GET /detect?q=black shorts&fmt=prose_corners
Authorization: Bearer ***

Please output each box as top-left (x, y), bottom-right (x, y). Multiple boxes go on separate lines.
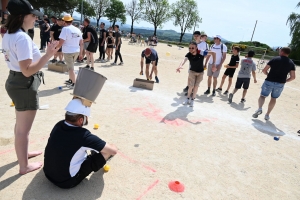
top-left (45, 152), bottom-right (106, 189)
top-left (146, 58), bottom-right (158, 66)
top-left (106, 45), bottom-right (113, 49)
top-left (224, 68), bottom-right (236, 78)
top-left (87, 42), bottom-right (98, 53)
top-left (235, 78), bottom-right (250, 89)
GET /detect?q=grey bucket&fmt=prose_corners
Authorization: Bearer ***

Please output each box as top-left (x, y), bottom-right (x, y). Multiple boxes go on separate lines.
top-left (73, 68), bottom-right (107, 102)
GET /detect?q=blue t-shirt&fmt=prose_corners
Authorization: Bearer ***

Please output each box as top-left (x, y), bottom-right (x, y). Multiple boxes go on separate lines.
top-left (141, 48), bottom-right (158, 61)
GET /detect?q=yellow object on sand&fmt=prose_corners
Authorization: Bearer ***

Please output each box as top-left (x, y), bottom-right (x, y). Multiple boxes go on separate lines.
top-left (10, 102), bottom-right (14, 107)
top-left (166, 52), bottom-right (171, 57)
top-left (94, 124), bottom-right (99, 129)
top-left (103, 165), bottom-right (110, 172)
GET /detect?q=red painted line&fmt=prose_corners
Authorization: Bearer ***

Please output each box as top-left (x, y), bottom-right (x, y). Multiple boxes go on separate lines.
top-left (136, 179), bottom-right (160, 200)
top-left (0, 148), bottom-right (15, 155)
top-left (117, 151), bottom-right (157, 173)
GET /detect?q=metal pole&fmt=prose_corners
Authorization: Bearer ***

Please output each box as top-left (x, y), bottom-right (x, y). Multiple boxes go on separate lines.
top-left (250, 20), bottom-right (257, 42)
top-left (80, 0), bottom-right (83, 24)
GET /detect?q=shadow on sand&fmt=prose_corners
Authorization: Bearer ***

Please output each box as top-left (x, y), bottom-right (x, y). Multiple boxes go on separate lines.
top-left (22, 170), bottom-right (105, 200)
top-left (252, 119), bottom-right (285, 137)
top-left (0, 161), bottom-right (21, 191)
top-left (161, 106), bottom-right (201, 125)
top-left (38, 86), bottom-right (70, 98)
top-left (230, 102), bottom-right (251, 111)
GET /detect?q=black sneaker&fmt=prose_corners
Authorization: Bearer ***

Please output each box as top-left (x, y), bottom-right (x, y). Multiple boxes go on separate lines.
top-left (90, 67), bottom-right (94, 71)
top-left (185, 92), bottom-right (188, 96)
top-left (51, 59), bottom-right (57, 63)
top-left (84, 65), bottom-right (90, 69)
top-left (83, 57), bottom-right (87, 60)
top-left (204, 89), bottom-right (210, 95)
top-left (223, 90), bottom-right (228, 95)
top-left (212, 90), bottom-right (216, 96)
top-left (155, 76), bottom-right (159, 83)
top-left (228, 93), bottom-right (233, 103)
top-left (241, 98), bottom-right (246, 103)
top-left (65, 79), bottom-right (72, 84)
top-left (216, 88), bottom-right (222, 92)
top-left (183, 86), bottom-right (189, 92)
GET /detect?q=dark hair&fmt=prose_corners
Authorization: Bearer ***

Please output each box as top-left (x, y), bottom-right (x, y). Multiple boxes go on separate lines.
top-left (281, 47), bottom-right (291, 55)
top-left (65, 113), bottom-right (84, 123)
top-left (44, 18), bottom-right (50, 24)
top-left (5, 14), bottom-right (25, 34)
top-left (114, 25), bottom-right (119, 28)
top-left (50, 16), bottom-right (56, 19)
top-left (84, 18), bottom-right (90, 24)
top-left (200, 34), bottom-right (207, 38)
top-left (233, 46), bottom-right (240, 52)
top-left (189, 41), bottom-right (197, 46)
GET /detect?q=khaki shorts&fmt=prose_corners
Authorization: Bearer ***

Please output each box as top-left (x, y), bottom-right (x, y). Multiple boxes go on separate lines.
top-left (188, 71), bottom-right (204, 87)
top-left (64, 53), bottom-right (79, 70)
top-left (207, 63), bottom-right (221, 78)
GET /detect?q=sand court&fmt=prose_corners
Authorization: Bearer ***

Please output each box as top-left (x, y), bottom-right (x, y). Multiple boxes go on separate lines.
top-left (0, 29), bottom-right (300, 199)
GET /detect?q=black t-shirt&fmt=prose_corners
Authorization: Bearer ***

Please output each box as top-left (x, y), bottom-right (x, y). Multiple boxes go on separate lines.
top-left (228, 54), bottom-right (240, 66)
top-left (82, 25), bottom-right (98, 44)
top-left (115, 32), bottom-right (122, 46)
top-left (185, 52), bottom-right (205, 73)
top-left (39, 20), bottom-right (44, 29)
top-left (41, 23), bottom-right (50, 37)
top-left (266, 56), bottom-right (296, 83)
top-left (50, 24), bottom-right (63, 40)
top-left (44, 120), bottom-right (106, 183)
top-left (99, 28), bottom-right (107, 42)
top-left (141, 48), bottom-right (158, 61)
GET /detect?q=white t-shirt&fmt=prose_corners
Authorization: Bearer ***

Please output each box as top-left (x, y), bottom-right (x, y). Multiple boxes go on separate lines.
top-left (209, 43), bottom-right (228, 65)
top-left (197, 41), bottom-right (209, 51)
top-left (2, 30), bottom-right (41, 72)
top-left (59, 25), bottom-right (82, 53)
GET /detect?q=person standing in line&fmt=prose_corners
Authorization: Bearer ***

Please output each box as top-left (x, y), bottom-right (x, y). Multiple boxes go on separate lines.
top-left (228, 50), bottom-right (257, 104)
top-left (252, 47), bottom-right (296, 120)
top-left (38, 14), bottom-right (47, 50)
top-left (216, 46), bottom-right (240, 94)
top-left (204, 35), bottom-right (227, 96)
top-left (82, 18), bottom-right (98, 71)
top-left (176, 42), bottom-right (216, 107)
top-left (96, 22), bottom-right (107, 63)
top-left (1, 11), bottom-right (9, 38)
top-left (112, 25), bottom-right (123, 65)
top-left (105, 31), bottom-right (114, 62)
top-left (50, 17), bottom-right (64, 64)
top-left (3, 0), bottom-right (58, 174)
top-left (57, 14), bottom-right (83, 89)
top-left (40, 18), bottom-right (50, 51)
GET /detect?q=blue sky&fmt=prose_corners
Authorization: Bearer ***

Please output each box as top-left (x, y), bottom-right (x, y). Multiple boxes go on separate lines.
top-left (78, 0), bottom-right (299, 47)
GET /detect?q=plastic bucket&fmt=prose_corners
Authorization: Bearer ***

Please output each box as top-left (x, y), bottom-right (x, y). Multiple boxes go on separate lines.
top-left (73, 68), bottom-right (107, 102)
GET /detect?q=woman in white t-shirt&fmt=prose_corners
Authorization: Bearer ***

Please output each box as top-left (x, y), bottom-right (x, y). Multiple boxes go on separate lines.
top-left (3, 0), bottom-right (58, 175)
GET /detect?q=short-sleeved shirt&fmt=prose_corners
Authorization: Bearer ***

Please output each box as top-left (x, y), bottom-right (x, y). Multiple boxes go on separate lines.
top-left (228, 55), bottom-right (240, 66)
top-left (115, 31), bottom-right (122, 46)
top-left (141, 48), bottom-right (158, 61)
top-left (266, 56), bottom-right (296, 83)
top-left (50, 24), bottom-right (63, 41)
top-left (44, 120), bottom-right (106, 183)
top-left (237, 58), bottom-right (256, 78)
top-left (185, 52), bottom-right (205, 73)
top-left (99, 28), bottom-right (107, 42)
top-left (209, 43), bottom-right (228, 65)
top-left (59, 25), bottom-right (82, 53)
top-left (2, 29), bottom-right (41, 72)
top-left (197, 41), bottom-right (209, 51)
top-left (82, 25), bottom-right (98, 44)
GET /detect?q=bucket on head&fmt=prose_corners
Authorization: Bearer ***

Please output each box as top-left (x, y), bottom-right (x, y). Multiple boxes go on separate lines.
top-left (73, 68), bottom-right (107, 102)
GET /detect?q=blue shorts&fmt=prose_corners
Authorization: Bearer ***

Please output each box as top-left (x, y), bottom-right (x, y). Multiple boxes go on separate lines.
top-left (261, 80), bottom-right (285, 99)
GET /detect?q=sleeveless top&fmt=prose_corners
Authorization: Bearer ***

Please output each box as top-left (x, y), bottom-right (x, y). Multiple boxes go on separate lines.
top-left (107, 36), bottom-right (113, 45)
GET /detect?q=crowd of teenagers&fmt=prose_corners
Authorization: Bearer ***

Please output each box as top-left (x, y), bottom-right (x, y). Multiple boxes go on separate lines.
top-left (0, 0), bottom-right (297, 190)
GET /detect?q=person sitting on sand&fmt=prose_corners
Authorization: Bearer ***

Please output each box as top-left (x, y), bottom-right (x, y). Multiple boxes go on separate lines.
top-left (43, 99), bottom-right (118, 189)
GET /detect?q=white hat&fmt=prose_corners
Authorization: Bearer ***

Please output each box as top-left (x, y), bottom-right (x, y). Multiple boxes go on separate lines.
top-left (65, 99), bottom-right (91, 117)
top-left (213, 35), bottom-right (222, 40)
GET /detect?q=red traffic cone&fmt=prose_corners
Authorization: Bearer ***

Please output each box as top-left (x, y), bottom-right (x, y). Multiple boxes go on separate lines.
top-left (168, 181), bottom-right (185, 193)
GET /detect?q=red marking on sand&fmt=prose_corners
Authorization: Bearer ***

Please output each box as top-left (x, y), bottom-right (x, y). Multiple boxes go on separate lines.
top-left (117, 151), bottom-right (156, 172)
top-left (127, 103), bottom-right (217, 127)
top-left (136, 179), bottom-right (160, 200)
top-left (0, 148), bottom-right (15, 155)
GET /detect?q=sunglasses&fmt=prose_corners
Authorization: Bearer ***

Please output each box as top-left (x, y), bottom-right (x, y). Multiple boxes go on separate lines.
top-left (214, 37), bottom-right (219, 40)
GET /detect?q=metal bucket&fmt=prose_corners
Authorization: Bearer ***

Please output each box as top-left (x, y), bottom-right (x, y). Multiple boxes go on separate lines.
top-left (73, 68), bottom-right (107, 102)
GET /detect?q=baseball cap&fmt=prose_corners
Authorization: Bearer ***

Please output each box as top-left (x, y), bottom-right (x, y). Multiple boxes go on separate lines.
top-left (213, 35), bottom-right (222, 40)
top-left (193, 31), bottom-right (201, 35)
top-left (7, 0), bottom-right (43, 17)
top-left (65, 99), bottom-right (91, 117)
top-left (247, 50), bottom-right (255, 57)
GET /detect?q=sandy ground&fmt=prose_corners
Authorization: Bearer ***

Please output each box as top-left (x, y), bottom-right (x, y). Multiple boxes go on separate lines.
top-left (0, 28), bottom-right (300, 200)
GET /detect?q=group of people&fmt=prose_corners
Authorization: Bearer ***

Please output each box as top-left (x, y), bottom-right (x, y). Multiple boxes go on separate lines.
top-left (176, 31), bottom-right (295, 121)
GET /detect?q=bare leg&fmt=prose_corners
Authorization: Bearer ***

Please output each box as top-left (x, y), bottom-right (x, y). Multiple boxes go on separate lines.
top-left (152, 65), bottom-right (158, 76)
top-left (90, 53), bottom-right (94, 68)
top-left (219, 75), bottom-right (226, 89)
top-left (207, 76), bottom-right (212, 88)
top-left (192, 86), bottom-right (199, 99)
top-left (226, 78), bottom-right (233, 91)
top-left (187, 85), bottom-right (194, 98)
top-left (149, 65), bottom-right (155, 79)
top-left (145, 64), bottom-right (150, 80)
top-left (58, 53), bottom-right (63, 61)
top-left (266, 98), bottom-right (276, 115)
top-left (242, 89), bottom-right (248, 99)
top-left (69, 69), bottom-right (76, 83)
top-left (232, 88), bottom-right (238, 95)
top-left (213, 77), bottom-right (218, 90)
top-left (85, 51), bottom-right (91, 66)
top-left (15, 110), bottom-right (43, 175)
top-left (258, 95), bottom-right (266, 109)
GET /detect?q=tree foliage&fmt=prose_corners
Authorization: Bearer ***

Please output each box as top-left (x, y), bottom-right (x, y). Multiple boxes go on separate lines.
top-left (171, 0), bottom-right (201, 42)
top-left (76, 0), bottom-right (96, 19)
top-left (30, 0), bottom-right (79, 14)
top-left (91, 0), bottom-right (111, 27)
top-left (287, 4), bottom-right (300, 61)
top-left (105, 0), bottom-right (126, 27)
top-left (126, 0), bottom-right (144, 34)
top-left (141, 0), bottom-right (170, 36)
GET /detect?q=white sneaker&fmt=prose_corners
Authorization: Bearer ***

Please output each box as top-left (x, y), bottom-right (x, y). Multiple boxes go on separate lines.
top-left (189, 99), bottom-right (194, 107)
top-left (101, 60), bottom-right (106, 63)
top-left (111, 62), bottom-right (117, 65)
top-left (252, 109), bottom-right (262, 118)
top-left (264, 115), bottom-right (270, 120)
top-left (183, 98), bottom-right (190, 105)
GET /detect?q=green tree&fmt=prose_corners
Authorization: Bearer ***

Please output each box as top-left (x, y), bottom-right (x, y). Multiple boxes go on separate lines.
top-left (287, 2), bottom-right (300, 61)
top-left (171, 0), bottom-right (201, 42)
top-left (141, 0), bottom-right (170, 36)
top-left (105, 0), bottom-right (126, 27)
top-left (91, 0), bottom-right (111, 27)
top-left (30, 0), bottom-right (79, 14)
top-left (126, 0), bottom-right (144, 34)
top-left (76, 0), bottom-right (96, 19)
